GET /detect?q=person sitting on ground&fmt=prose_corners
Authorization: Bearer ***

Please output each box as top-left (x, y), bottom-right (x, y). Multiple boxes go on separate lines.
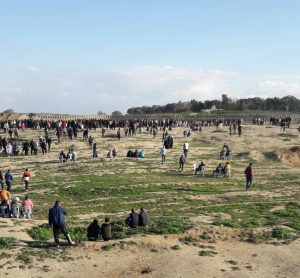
top-left (0, 200), bottom-right (8, 218)
top-left (220, 149), bottom-right (226, 160)
top-left (125, 208), bottom-right (139, 228)
top-left (107, 150), bottom-right (113, 158)
top-left (101, 217), bottom-right (112, 241)
top-left (87, 219), bottom-right (100, 241)
top-left (225, 149), bottom-right (233, 160)
top-left (0, 188), bottom-right (10, 204)
top-left (126, 149), bottom-right (134, 157)
top-left (67, 149), bottom-right (73, 161)
top-left (195, 161), bottom-right (206, 176)
top-left (112, 148), bottom-right (117, 157)
top-left (223, 162), bottom-right (231, 178)
top-left (22, 195), bottom-right (33, 218)
top-left (213, 163), bottom-right (224, 177)
top-left (138, 149), bottom-right (145, 158)
top-left (59, 150), bottom-right (67, 163)
top-left (133, 149), bottom-right (139, 158)
top-left (138, 208), bottom-right (148, 227)
top-left (223, 143), bottom-right (229, 151)
top-left (10, 196), bottom-right (21, 218)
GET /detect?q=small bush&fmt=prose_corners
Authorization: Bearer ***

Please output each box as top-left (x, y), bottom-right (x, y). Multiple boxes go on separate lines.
top-left (272, 227), bottom-right (292, 240)
top-left (0, 237), bottom-right (15, 248)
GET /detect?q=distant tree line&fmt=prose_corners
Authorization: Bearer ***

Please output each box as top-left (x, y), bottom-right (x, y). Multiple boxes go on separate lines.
top-left (126, 95), bottom-right (300, 114)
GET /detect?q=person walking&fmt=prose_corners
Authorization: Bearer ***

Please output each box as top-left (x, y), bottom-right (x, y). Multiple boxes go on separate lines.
top-left (48, 200), bottom-right (75, 248)
top-left (244, 163), bottom-right (253, 191)
top-left (22, 168), bottom-right (32, 191)
top-left (4, 169), bottom-right (13, 191)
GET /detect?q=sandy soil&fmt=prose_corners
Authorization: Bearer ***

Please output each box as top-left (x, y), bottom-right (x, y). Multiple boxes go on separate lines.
top-left (0, 124), bottom-right (300, 277)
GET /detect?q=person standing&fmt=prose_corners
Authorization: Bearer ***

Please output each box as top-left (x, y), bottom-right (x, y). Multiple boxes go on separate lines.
top-left (238, 125), bottom-right (242, 137)
top-left (179, 154), bottom-right (185, 172)
top-left (4, 169), bottom-right (13, 191)
top-left (48, 200), bottom-right (75, 248)
top-left (183, 141), bottom-right (189, 157)
top-left (244, 163), bottom-right (253, 191)
top-left (22, 168), bottom-right (32, 191)
top-left (160, 145), bottom-right (167, 164)
top-left (92, 143), bottom-right (98, 158)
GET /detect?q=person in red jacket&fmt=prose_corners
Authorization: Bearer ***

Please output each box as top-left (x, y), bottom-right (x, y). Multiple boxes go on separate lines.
top-left (244, 163), bottom-right (253, 191)
top-left (22, 168), bottom-right (32, 191)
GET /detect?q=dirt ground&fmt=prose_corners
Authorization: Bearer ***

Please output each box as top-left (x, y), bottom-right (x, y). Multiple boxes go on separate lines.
top-left (0, 123), bottom-right (300, 277)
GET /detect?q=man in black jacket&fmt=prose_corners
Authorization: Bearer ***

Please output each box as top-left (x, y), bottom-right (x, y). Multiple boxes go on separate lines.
top-left (101, 217), bottom-right (112, 241)
top-left (138, 208), bottom-right (148, 227)
top-left (87, 219), bottom-right (100, 241)
top-left (125, 208), bottom-right (139, 228)
top-left (48, 200), bottom-right (75, 248)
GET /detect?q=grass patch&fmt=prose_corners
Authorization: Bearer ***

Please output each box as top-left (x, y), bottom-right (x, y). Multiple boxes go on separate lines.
top-left (0, 237), bottom-right (15, 248)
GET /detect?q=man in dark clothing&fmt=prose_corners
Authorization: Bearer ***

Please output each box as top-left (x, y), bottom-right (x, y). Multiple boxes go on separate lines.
top-left (138, 208), bottom-right (148, 227)
top-left (87, 219), bottom-right (100, 241)
top-left (179, 154), bottom-right (185, 171)
top-left (47, 137), bottom-right (52, 151)
top-left (101, 217), bottom-right (112, 241)
top-left (125, 208), bottom-right (139, 228)
top-left (0, 170), bottom-right (4, 190)
top-left (244, 163), bottom-right (253, 191)
top-left (48, 200), bottom-right (75, 247)
top-left (238, 125), bottom-right (242, 137)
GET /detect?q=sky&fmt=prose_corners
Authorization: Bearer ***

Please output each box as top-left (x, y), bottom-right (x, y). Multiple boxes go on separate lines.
top-left (1, 0), bottom-right (300, 114)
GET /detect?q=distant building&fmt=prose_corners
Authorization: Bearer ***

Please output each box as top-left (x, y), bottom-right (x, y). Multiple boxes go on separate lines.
top-left (201, 105), bottom-right (219, 113)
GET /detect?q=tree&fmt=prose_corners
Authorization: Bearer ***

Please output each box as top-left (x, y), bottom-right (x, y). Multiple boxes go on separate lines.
top-left (112, 111), bottom-right (123, 117)
top-left (97, 110), bottom-right (106, 115)
top-left (281, 95), bottom-right (297, 111)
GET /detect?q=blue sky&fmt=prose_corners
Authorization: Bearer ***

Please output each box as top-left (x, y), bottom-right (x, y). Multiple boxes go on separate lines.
top-left (1, 1), bottom-right (300, 113)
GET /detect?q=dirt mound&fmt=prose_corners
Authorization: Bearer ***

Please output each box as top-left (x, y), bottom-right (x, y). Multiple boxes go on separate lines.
top-left (237, 150), bottom-right (264, 161)
top-left (265, 146), bottom-right (300, 168)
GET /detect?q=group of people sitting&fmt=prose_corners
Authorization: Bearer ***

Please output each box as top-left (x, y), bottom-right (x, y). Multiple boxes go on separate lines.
top-left (106, 148), bottom-right (117, 158)
top-left (59, 148), bottom-right (78, 163)
top-left (194, 161), bottom-right (206, 176)
top-left (219, 143), bottom-right (233, 160)
top-left (212, 162), bottom-right (231, 178)
top-left (125, 208), bottom-right (148, 228)
top-left (183, 130), bottom-right (192, 137)
top-left (86, 208), bottom-right (148, 241)
top-left (0, 191), bottom-right (33, 218)
top-left (126, 149), bottom-right (145, 158)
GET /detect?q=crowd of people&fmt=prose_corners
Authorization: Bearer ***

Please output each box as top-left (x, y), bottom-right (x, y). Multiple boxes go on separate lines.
top-left (0, 116), bottom-right (261, 248)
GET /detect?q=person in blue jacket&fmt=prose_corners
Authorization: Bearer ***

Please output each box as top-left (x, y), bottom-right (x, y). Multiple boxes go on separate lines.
top-left (48, 200), bottom-right (75, 248)
top-left (138, 150), bottom-right (145, 158)
top-left (4, 169), bottom-right (13, 191)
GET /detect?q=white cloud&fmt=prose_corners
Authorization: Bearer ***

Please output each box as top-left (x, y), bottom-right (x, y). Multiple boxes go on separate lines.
top-left (24, 66), bottom-right (41, 72)
top-left (1, 65), bottom-right (300, 114)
